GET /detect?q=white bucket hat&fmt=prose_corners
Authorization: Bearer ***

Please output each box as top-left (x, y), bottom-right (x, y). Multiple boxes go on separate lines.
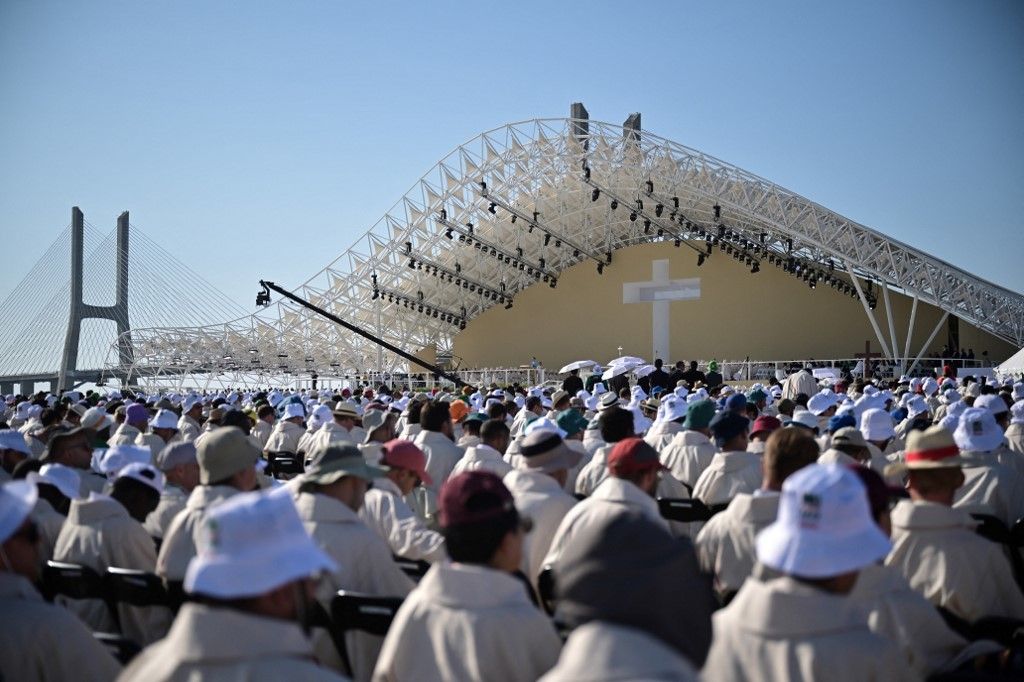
top-left (184, 488), bottom-right (336, 598)
top-left (906, 395), bottom-right (930, 419)
top-left (755, 463), bottom-right (892, 578)
top-left (661, 395), bottom-right (688, 422)
top-left (787, 409), bottom-right (819, 431)
top-left (806, 392), bottom-right (835, 416)
top-left (1011, 401), bottom-right (1024, 426)
top-left (1013, 384), bottom-right (1024, 402)
top-left (151, 409), bottom-right (179, 430)
top-left (974, 394), bottom-right (1008, 417)
top-left (81, 407), bottom-right (113, 431)
top-left (0, 429), bottom-right (31, 456)
top-left (0, 480), bottom-right (38, 544)
top-left (282, 403), bottom-right (305, 420)
top-left (523, 417), bottom-right (567, 439)
top-left (953, 407), bottom-right (1003, 452)
top-left (860, 408), bottom-right (896, 442)
top-left (28, 463), bottom-right (82, 500)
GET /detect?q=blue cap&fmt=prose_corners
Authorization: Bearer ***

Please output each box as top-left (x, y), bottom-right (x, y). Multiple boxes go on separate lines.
top-left (827, 413), bottom-right (856, 433)
top-left (725, 393), bottom-right (748, 412)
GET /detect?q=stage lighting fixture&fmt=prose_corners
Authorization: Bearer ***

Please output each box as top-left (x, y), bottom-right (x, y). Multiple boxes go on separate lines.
top-left (751, 263), bottom-right (759, 273)
top-left (591, 188), bottom-right (600, 202)
top-left (655, 203), bottom-right (664, 217)
top-left (488, 202), bottom-right (497, 214)
top-left (610, 199), bottom-right (618, 210)
top-left (713, 204), bottom-right (721, 220)
top-left (697, 253), bottom-right (706, 267)
top-left (629, 211), bottom-right (637, 222)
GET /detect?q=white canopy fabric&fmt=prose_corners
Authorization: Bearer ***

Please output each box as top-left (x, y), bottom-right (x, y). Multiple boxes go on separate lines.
top-left (997, 346), bottom-right (1024, 375)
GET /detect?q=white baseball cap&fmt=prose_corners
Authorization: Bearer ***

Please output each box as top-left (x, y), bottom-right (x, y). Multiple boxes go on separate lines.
top-left (184, 487), bottom-right (336, 598)
top-left (151, 409), bottom-right (180, 430)
top-left (81, 407), bottom-right (113, 431)
top-left (756, 463), bottom-right (891, 578)
top-left (523, 417), bottom-right (567, 439)
top-left (28, 463), bottom-right (82, 500)
top-left (98, 444), bottom-right (152, 476)
top-left (115, 462), bottom-right (165, 494)
top-left (807, 392), bottom-right (835, 416)
top-left (860, 408), bottom-right (896, 442)
top-left (0, 480), bottom-right (38, 544)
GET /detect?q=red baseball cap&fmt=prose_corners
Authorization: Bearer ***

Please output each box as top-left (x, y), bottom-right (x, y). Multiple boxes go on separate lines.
top-left (380, 439), bottom-right (432, 486)
top-left (607, 437), bottom-right (664, 476)
top-left (439, 470), bottom-right (516, 528)
top-left (750, 415), bottom-right (782, 438)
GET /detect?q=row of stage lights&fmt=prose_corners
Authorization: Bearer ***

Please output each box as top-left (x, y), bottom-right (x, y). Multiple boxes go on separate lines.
top-left (370, 274), bottom-right (468, 329)
top-left (403, 241), bottom-right (514, 309)
top-left (438, 209), bottom-right (561, 286)
top-left (589, 171), bottom-right (879, 309)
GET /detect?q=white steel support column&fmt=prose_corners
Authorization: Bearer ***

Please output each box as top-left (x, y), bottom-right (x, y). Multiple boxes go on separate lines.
top-left (846, 268), bottom-right (894, 360)
top-left (882, 286), bottom-right (900, 372)
top-left (903, 295), bottom-right (919, 361)
top-left (906, 311), bottom-right (949, 376)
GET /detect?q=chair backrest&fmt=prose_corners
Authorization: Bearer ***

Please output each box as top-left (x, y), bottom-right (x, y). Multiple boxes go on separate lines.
top-left (93, 632), bottom-right (141, 665)
top-left (330, 590), bottom-right (403, 637)
top-left (43, 561), bottom-right (108, 602)
top-left (971, 513), bottom-right (1024, 591)
top-left (105, 567), bottom-right (169, 608)
top-left (267, 452), bottom-right (304, 477)
top-left (657, 497), bottom-right (713, 523)
top-left (537, 565), bottom-right (557, 616)
top-left (391, 555), bottom-right (430, 581)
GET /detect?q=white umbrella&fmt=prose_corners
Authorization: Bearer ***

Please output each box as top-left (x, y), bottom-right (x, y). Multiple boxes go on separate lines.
top-left (633, 364), bottom-right (657, 378)
top-left (558, 359), bottom-right (597, 374)
top-left (603, 362), bottom-right (643, 380)
top-left (608, 355), bottom-right (645, 366)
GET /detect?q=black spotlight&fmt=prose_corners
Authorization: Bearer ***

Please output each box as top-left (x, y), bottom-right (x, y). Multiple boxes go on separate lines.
top-left (697, 253), bottom-right (706, 267)
top-left (591, 187), bottom-right (600, 202)
top-left (655, 203), bottom-right (664, 217)
top-left (610, 199), bottom-right (618, 210)
top-left (629, 211), bottom-right (637, 222)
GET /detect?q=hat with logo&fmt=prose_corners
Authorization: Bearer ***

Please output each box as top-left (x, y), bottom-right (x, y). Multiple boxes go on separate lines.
top-left (185, 488), bottom-right (336, 598)
top-left (953, 407), bottom-right (1003, 452)
top-left (755, 463), bottom-right (892, 578)
top-left (115, 462), bottom-right (165, 494)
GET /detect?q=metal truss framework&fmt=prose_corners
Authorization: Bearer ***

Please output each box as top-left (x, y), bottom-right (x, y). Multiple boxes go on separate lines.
top-left (110, 118), bottom-right (1024, 385)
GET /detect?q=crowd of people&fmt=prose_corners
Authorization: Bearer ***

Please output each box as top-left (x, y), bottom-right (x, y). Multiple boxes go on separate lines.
top-left (1, 361), bottom-right (1024, 680)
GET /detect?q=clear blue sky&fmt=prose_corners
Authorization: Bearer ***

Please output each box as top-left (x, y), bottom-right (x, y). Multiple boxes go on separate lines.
top-left (2, 0), bottom-right (1022, 314)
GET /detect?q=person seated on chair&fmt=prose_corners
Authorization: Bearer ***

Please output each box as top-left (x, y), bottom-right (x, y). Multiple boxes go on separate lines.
top-left (658, 399), bottom-right (717, 489)
top-left (157, 428), bottom-right (259, 583)
top-left (541, 510), bottom-right (710, 680)
top-left (0, 480), bottom-right (122, 681)
top-left (703, 464), bottom-right (914, 681)
top-left (885, 425), bottom-right (1024, 622)
top-left (145, 442), bottom-right (199, 540)
top-left (264, 403), bottom-right (307, 456)
top-left (53, 463), bottom-right (168, 645)
top-left (373, 471), bottom-right (562, 682)
top-left (294, 444), bottom-right (413, 680)
top-left (120, 488), bottom-right (345, 681)
top-left (692, 412), bottom-right (761, 507)
top-left (695, 428), bottom-right (819, 600)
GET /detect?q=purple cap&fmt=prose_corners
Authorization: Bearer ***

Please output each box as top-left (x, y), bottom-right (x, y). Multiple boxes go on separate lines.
top-left (125, 404), bottom-right (150, 426)
top-left (439, 470), bottom-right (515, 528)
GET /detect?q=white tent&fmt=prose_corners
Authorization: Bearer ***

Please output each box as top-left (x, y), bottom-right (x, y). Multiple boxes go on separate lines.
top-left (997, 346), bottom-right (1024, 376)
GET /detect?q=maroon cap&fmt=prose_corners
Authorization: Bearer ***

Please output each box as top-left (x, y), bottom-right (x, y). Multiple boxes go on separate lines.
top-left (750, 415), bottom-right (782, 438)
top-left (439, 470), bottom-right (516, 528)
top-left (607, 437), bottom-right (663, 476)
top-left (380, 439), bottom-right (432, 486)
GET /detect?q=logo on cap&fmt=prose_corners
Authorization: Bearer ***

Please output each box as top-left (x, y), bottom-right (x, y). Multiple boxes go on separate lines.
top-left (799, 493), bottom-right (822, 529)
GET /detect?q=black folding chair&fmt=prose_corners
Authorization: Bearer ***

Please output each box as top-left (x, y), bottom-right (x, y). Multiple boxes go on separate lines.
top-left (105, 567), bottom-right (169, 608)
top-left (657, 497), bottom-right (714, 524)
top-left (329, 591), bottom-right (404, 677)
top-left (391, 555), bottom-right (430, 582)
top-left (42, 561), bottom-right (109, 602)
top-left (971, 513), bottom-right (1024, 590)
top-left (93, 632), bottom-right (141, 665)
top-left (266, 452), bottom-right (304, 478)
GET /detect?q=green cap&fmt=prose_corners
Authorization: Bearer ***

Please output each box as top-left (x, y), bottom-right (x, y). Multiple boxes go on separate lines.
top-left (302, 444), bottom-right (387, 486)
top-left (556, 409), bottom-right (590, 438)
top-left (684, 399), bottom-right (717, 430)
top-left (464, 412), bottom-right (488, 424)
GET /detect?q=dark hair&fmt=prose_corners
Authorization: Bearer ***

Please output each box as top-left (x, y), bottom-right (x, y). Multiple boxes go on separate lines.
top-left (525, 396), bottom-right (542, 411)
top-left (406, 401), bottom-right (424, 425)
top-left (257, 405), bottom-right (275, 419)
top-left (744, 403), bottom-right (760, 421)
top-left (794, 393), bottom-right (810, 408)
top-left (420, 401), bottom-right (451, 432)
top-left (480, 419), bottom-right (510, 445)
top-left (463, 419), bottom-right (483, 436)
top-left (39, 408), bottom-right (60, 428)
top-left (222, 411), bottom-right (253, 434)
top-left (599, 407), bottom-right (635, 443)
top-left (442, 511), bottom-right (519, 564)
top-left (764, 428), bottom-right (819, 486)
top-left (486, 402), bottom-right (507, 421)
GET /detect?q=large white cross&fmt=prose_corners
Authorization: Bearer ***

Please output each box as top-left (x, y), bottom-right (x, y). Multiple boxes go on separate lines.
top-left (623, 259), bottom-right (701, 361)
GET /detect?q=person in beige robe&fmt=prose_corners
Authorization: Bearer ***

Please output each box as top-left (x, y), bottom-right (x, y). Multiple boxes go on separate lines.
top-left (696, 428), bottom-right (819, 598)
top-left (144, 441), bottom-right (199, 540)
top-left (0, 481), bottom-right (122, 682)
top-left (703, 464), bottom-right (912, 682)
top-left (658, 400), bottom-right (717, 488)
top-left (264, 410), bottom-right (307, 455)
top-left (293, 445), bottom-right (411, 681)
top-left (692, 412), bottom-right (761, 506)
top-left (53, 467), bottom-right (170, 645)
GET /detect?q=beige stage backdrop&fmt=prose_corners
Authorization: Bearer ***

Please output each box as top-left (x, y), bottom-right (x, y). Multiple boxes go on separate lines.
top-left (450, 241), bottom-right (1015, 369)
